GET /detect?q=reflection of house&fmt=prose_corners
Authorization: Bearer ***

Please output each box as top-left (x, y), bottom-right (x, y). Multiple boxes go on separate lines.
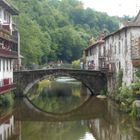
top-left (87, 99), bottom-right (139, 140)
top-left (85, 11), bottom-right (140, 93)
top-left (0, 115), bottom-right (14, 140)
top-left (0, 0), bottom-right (19, 94)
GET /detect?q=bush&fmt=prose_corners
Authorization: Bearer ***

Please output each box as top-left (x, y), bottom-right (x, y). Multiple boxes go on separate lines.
top-left (72, 59), bottom-right (80, 69)
top-left (0, 92), bottom-right (14, 107)
top-left (135, 68), bottom-right (140, 78)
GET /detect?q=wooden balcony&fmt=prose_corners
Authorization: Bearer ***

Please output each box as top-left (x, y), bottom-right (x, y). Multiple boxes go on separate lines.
top-left (0, 48), bottom-right (18, 58)
top-left (0, 83), bottom-right (16, 94)
top-left (100, 63), bottom-right (114, 76)
top-left (132, 59), bottom-right (140, 67)
top-left (0, 25), bottom-right (18, 43)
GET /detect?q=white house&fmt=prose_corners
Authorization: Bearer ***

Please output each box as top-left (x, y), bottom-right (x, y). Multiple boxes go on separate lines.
top-left (0, 0), bottom-right (19, 94)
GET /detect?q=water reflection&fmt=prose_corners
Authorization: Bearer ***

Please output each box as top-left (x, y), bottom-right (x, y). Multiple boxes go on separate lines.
top-left (87, 100), bottom-right (140, 140)
top-left (12, 97), bottom-right (140, 140)
top-left (0, 114), bottom-right (16, 140)
top-left (0, 98), bottom-right (140, 140)
top-left (27, 77), bottom-right (90, 113)
top-left (0, 77), bottom-right (140, 140)
top-left (80, 132), bottom-right (96, 140)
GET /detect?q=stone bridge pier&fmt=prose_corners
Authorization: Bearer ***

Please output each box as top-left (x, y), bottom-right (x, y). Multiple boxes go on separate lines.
top-left (13, 69), bottom-right (107, 96)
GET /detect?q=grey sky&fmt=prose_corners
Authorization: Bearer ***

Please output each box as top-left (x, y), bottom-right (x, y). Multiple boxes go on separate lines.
top-left (81, 0), bottom-right (140, 17)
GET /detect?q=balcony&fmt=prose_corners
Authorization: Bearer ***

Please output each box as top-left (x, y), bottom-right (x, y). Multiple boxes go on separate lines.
top-left (0, 24), bottom-right (18, 43)
top-left (0, 83), bottom-right (16, 94)
top-left (100, 63), bottom-right (115, 76)
top-left (0, 48), bottom-right (18, 58)
top-left (132, 59), bottom-right (140, 67)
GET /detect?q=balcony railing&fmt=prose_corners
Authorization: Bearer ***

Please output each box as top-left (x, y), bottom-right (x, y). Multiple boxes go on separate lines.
top-left (0, 48), bottom-right (18, 58)
top-left (0, 83), bottom-right (16, 94)
top-left (0, 24), bottom-right (18, 43)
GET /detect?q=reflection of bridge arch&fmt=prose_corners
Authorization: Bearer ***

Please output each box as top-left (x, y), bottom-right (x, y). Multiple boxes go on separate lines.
top-left (14, 97), bottom-right (107, 122)
top-left (14, 69), bottom-right (107, 96)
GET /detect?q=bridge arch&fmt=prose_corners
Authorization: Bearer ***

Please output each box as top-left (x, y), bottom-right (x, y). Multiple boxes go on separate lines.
top-left (23, 73), bottom-right (94, 95)
top-left (14, 69), bottom-right (107, 96)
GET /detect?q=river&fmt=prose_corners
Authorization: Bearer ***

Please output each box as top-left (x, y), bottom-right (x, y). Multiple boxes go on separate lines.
top-left (0, 77), bottom-right (140, 140)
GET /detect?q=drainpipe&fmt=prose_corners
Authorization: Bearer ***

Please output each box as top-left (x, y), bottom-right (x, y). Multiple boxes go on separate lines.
top-left (17, 32), bottom-right (20, 70)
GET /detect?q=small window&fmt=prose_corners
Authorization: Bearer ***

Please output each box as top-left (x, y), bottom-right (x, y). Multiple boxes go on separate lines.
top-left (7, 59), bottom-right (8, 71)
top-left (4, 10), bottom-right (6, 21)
top-left (0, 134), bottom-right (2, 140)
top-left (119, 61), bottom-right (121, 70)
top-left (3, 59), bottom-right (5, 71)
top-left (0, 59), bottom-right (1, 71)
top-left (0, 7), bottom-right (2, 19)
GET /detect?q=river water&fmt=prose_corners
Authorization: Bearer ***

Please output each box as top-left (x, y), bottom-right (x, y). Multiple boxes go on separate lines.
top-left (0, 77), bottom-right (140, 140)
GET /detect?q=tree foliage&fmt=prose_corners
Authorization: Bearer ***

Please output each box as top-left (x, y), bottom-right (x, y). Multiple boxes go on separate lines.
top-left (10, 0), bottom-right (120, 66)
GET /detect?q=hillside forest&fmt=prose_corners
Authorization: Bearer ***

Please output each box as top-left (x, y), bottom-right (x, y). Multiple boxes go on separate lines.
top-left (10, 0), bottom-right (122, 67)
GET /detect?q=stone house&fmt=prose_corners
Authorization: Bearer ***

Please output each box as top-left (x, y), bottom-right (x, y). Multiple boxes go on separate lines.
top-left (85, 37), bottom-right (104, 70)
top-left (85, 11), bottom-right (140, 93)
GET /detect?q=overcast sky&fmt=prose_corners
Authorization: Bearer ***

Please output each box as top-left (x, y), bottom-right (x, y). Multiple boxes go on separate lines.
top-left (81, 0), bottom-right (140, 17)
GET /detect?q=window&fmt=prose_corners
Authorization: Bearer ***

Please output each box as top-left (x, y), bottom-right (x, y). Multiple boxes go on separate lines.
top-left (3, 59), bottom-right (5, 71)
top-left (90, 49), bottom-right (92, 56)
top-left (0, 134), bottom-right (2, 140)
top-left (0, 7), bottom-right (2, 20)
top-left (0, 39), bottom-right (3, 48)
top-left (4, 10), bottom-right (6, 21)
top-left (10, 59), bottom-right (12, 70)
top-left (119, 61), bottom-right (121, 70)
top-left (7, 59), bottom-right (8, 71)
top-left (0, 59), bottom-right (1, 71)
top-left (118, 41), bottom-right (121, 54)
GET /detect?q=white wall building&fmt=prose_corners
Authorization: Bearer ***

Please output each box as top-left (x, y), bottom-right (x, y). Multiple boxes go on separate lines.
top-left (85, 11), bottom-right (140, 93)
top-left (0, 0), bottom-right (19, 94)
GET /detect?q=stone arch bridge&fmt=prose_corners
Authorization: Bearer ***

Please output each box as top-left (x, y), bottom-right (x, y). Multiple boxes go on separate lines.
top-left (14, 68), bottom-right (107, 96)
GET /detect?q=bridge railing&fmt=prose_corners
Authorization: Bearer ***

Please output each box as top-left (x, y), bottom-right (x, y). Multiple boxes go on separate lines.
top-left (18, 62), bottom-right (110, 72)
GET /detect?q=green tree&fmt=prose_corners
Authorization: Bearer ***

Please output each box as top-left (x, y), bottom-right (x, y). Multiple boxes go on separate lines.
top-left (10, 0), bottom-right (120, 66)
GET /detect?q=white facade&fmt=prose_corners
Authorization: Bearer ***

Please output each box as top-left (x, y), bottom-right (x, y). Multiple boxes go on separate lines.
top-left (0, 0), bottom-right (19, 94)
top-left (0, 58), bottom-right (13, 87)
